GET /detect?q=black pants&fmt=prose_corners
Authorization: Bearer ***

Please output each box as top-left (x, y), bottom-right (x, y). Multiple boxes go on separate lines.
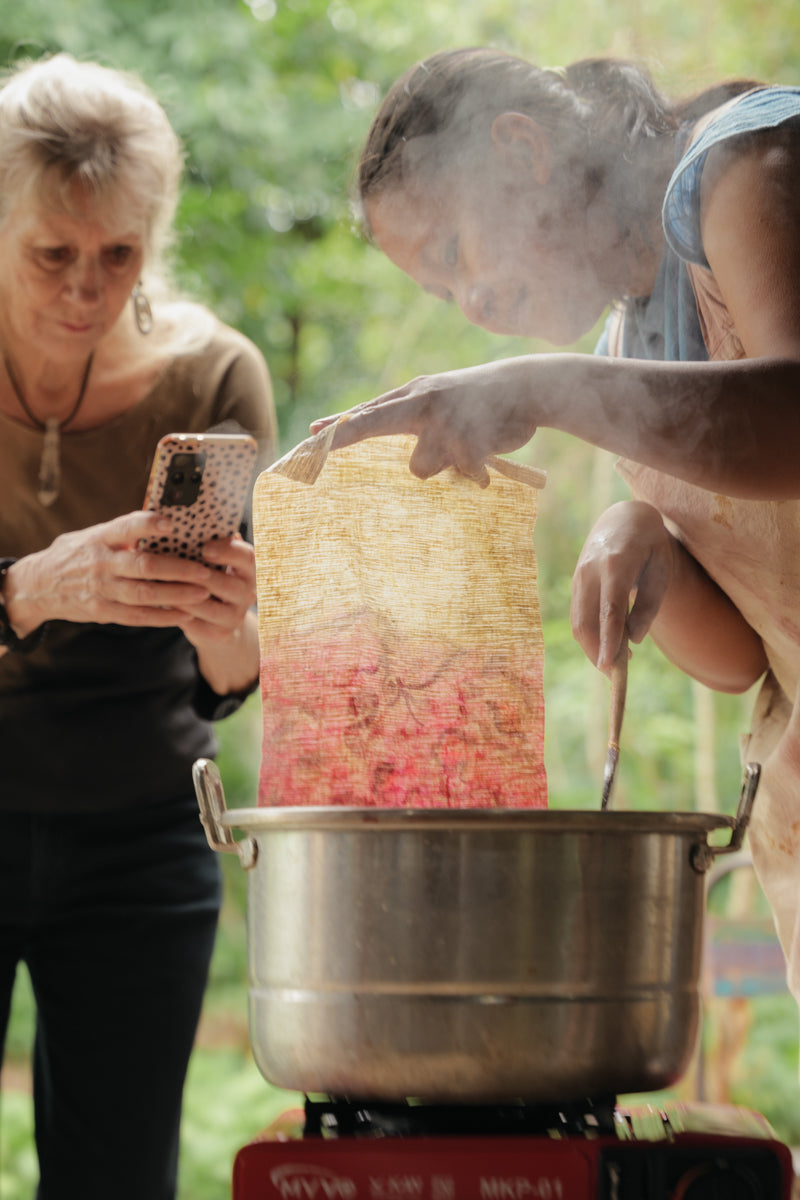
top-left (0, 798), bottom-right (222, 1200)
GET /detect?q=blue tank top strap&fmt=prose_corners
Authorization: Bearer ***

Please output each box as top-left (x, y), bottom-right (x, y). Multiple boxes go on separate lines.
top-left (599, 87), bottom-right (800, 364)
top-left (663, 86), bottom-right (800, 266)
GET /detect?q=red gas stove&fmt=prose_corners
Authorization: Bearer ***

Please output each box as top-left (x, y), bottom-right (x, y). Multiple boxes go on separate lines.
top-left (233, 1096), bottom-right (794, 1199)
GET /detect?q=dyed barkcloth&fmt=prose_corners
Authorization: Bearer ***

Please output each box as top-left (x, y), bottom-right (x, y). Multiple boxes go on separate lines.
top-left (253, 433), bottom-right (547, 809)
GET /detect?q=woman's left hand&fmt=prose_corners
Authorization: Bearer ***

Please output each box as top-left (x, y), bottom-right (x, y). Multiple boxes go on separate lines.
top-left (570, 501), bottom-right (675, 675)
top-left (571, 499), bottom-right (768, 692)
top-left (170, 535), bottom-right (261, 697)
top-left (171, 535), bottom-right (256, 647)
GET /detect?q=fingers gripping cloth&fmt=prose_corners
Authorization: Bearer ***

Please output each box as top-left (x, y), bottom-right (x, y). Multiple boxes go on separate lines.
top-left (253, 430), bottom-right (548, 808)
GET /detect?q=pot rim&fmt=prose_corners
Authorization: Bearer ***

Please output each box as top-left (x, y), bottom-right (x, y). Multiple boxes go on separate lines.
top-left (217, 805), bottom-right (735, 835)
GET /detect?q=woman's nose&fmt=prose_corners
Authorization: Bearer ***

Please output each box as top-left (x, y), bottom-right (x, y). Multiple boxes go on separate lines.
top-left (459, 282), bottom-right (495, 326)
top-left (66, 257), bottom-right (102, 302)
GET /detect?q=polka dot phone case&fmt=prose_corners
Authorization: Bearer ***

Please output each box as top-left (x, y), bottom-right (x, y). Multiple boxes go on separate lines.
top-left (140, 432), bottom-right (258, 565)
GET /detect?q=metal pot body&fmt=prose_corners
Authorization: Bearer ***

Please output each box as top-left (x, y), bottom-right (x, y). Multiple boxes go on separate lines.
top-left (230, 806), bottom-right (733, 1103)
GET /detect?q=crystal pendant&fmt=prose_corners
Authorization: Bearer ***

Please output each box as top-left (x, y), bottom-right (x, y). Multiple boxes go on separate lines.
top-left (38, 418), bottom-right (61, 506)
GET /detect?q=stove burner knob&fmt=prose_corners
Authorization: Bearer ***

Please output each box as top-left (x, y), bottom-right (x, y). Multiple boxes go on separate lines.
top-left (672, 1159), bottom-right (764, 1199)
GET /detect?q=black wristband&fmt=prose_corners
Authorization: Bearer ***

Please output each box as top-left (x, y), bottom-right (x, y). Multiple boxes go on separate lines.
top-left (0, 558), bottom-right (47, 652)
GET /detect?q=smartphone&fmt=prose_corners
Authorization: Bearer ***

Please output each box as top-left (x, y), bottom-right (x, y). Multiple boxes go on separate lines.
top-left (140, 432), bottom-right (258, 565)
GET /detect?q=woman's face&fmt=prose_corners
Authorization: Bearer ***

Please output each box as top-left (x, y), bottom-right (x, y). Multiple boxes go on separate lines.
top-left (365, 130), bottom-right (625, 345)
top-left (0, 188), bottom-right (145, 363)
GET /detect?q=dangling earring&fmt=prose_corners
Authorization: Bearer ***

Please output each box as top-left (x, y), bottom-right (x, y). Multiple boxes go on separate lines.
top-left (131, 282), bottom-right (154, 335)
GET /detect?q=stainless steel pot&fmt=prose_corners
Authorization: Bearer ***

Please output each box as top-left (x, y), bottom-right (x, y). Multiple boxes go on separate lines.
top-left (194, 759), bottom-right (759, 1104)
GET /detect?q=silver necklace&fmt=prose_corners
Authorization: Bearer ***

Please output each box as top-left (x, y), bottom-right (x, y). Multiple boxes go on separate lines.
top-left (3, 352), bottom-right (94, 506)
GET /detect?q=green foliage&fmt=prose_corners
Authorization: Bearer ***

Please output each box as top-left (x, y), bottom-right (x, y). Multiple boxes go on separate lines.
top-left (179, 1053), bottom-right (301, 1200)
top-left (726, 995), bottom-right (800, 1143)
top-left (0, 1092), bottom-right (38, 1200)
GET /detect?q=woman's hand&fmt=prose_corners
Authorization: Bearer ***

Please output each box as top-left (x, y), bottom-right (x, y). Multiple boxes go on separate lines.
top-left (311, 360), bottom-right (541, 486)
top-left (171, 535), bottom-right (256, 645)
top-left (3, 511), bottom-right (216, 636)
top-left (173, 534), bottom-right (261, 697)
top-left (3, 512), bottom-right (261, 694)
top-left (571, 499), bottom-right (767, 691)
top-left (570, 501), bottom-right (675, 675)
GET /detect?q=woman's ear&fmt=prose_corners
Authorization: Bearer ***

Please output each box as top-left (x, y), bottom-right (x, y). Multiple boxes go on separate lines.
top-left (491, 112), bottom-right (552, 185)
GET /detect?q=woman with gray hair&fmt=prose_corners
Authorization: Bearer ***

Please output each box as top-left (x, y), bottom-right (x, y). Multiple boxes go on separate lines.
top-left (0, 54), bottom-right (276, 1198)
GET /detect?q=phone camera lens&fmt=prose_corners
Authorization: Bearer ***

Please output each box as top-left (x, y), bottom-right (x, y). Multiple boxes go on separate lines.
top-left (170, 470), bottom-right (185, 485)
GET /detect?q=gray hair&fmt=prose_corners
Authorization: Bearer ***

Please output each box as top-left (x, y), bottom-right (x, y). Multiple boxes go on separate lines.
top-left (0, 53), bottom-right (183, 282)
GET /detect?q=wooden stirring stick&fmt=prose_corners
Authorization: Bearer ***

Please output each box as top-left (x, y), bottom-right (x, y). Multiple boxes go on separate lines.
top-left (601, 634), bottom-right (629, 811)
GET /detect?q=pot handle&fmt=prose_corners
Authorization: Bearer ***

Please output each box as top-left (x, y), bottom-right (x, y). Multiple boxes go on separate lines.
top-left (192, 757), bottom-right (258, 870)
top-left (691, 761), bottom-right (760, 874)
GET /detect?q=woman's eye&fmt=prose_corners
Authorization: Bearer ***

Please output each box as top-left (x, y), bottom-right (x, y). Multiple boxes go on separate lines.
top-left (443, 237), bottom-right (459, 269)
top-left (37, 246), bottom-right (71, 268)
top-left (105, 245), bottom-right (134, 268)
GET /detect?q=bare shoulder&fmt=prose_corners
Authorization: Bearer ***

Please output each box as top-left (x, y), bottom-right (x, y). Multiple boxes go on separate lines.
top-left (701, 118), bottom-right (800, 208)
top-left (700, 120), bottom-right (800, 357)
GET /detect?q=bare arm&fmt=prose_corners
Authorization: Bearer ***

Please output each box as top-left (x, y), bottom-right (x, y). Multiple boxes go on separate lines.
top-left (315, 352), bottom-right (800, 500)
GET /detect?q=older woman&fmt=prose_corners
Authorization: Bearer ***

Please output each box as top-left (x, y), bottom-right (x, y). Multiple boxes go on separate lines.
top-left (0, 54), bottom-right (276, 1198)
top-left (314, 49), bottom-right (800, 1049)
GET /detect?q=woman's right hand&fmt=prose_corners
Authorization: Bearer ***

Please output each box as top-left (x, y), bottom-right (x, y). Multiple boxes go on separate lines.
top-left (570, 501), bottom-right (675, 675)
top-left (2, 511), bottom-right (215, 638)
top-left (310, 359), bottom-right (542, 486)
